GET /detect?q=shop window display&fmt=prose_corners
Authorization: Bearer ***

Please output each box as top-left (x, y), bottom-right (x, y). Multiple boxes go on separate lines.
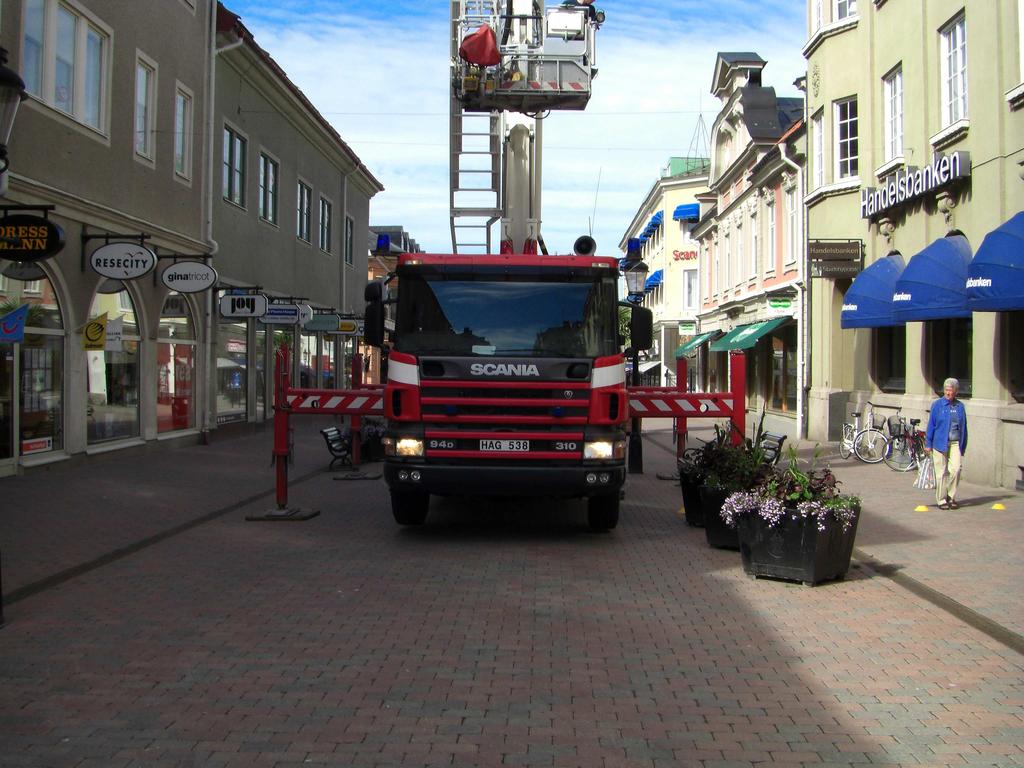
top-left (873, 326), bottom-right (906, 393)
top-left (157, 293), bottom-right (196, 433)
top-left (769, 323), bottom-right (798, 413)
top-left (0, 268), bottom-right (66, 458)
top-left (87, 287), bottom-right (141, 443)
top-left (217, 319), bottom-right (247, 423)
top-left (927, 318), bottom-right (972, 397)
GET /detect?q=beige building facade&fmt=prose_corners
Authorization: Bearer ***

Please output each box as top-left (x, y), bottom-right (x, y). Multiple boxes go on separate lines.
top-left (805, 0), bottom-right (1024, 489)
top-left (692, 54), bottom-right (807, 442)
top-left (619, 159), bottom-right (708, 390)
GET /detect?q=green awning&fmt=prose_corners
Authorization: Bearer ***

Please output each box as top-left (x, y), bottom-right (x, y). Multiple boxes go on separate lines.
top-left (708, 317), bottom-right (790, 352)
top-left (675, 330), bottom-right (719, 358)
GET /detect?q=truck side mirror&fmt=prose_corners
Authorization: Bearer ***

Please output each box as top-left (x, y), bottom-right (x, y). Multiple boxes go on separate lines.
top-left (630, 306), bottom-right (653, 351)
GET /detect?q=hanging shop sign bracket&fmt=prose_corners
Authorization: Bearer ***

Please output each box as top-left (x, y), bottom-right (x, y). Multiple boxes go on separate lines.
top-left (81, 230), bottom-right (155, 279)
top-left (153, 250), bottom-right (217, 292)
top-left (0, 204), bottom-right (65, 263)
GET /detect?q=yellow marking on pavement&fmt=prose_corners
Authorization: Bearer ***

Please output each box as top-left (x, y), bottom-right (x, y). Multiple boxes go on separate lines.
top-left (677, 506), bottom-right (686, 517)
top-left (914, 505), bottom-right (930, 512)
top-left (992, 503), bottom-right (1007, 510)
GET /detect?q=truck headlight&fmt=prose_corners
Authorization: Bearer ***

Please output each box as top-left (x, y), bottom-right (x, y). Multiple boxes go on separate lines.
top-left (584, 440), bottom-right (625, 460)
top-left (395, 437), bottom-right (424, 457)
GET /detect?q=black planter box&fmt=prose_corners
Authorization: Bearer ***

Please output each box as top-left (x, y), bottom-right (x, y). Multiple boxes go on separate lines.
top-left (679, 475), bottom-right (704, 527)
top-left (736, 507), bottom-right (860, 586)
top-left (360, 436), bottom-right (384, 462)
top-left (700, 487), bottom-right (739, 550)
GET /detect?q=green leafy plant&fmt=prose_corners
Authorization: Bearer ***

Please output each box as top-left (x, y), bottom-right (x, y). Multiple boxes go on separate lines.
top-left (722, 445), bottom-right (861, 531)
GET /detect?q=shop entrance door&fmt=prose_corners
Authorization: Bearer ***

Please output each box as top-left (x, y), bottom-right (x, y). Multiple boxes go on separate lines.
top-left (0, 346), bottom-right (16, 476)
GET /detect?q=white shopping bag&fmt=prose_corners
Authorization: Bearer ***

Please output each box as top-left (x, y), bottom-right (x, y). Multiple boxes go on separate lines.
top-left (914, 456), bottom-right (936, 490)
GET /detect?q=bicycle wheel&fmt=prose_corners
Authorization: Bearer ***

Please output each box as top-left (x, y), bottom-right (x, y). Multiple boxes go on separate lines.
top-left (838, 425), bottom-right (853, 459)
top-left (854, 428), bottom-right (888, 463)
top-left (883, 435), bottom-right (915, 471)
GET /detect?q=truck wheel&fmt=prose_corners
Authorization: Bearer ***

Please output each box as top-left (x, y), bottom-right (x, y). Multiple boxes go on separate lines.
top-left (391, 490), bottom-right (430, 526)
top-left (587, 493), bottom-right (619, 531)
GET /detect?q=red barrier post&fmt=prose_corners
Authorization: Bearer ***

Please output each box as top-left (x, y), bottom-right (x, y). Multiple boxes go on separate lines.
top-left (350, 349), bottom-right (363, 467)
top-left (273, 346), bottom-right (291, 509)
top-left (675, 356), bottom-right (688, 459)
top-left (728, 351), bottom-right (746, 446)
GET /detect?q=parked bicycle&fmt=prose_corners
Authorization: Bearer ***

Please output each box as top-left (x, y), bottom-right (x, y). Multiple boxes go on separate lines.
top-left (838, 401), bottom-right (889, 464)
top-left (883, 410), bottom-right (927, 472)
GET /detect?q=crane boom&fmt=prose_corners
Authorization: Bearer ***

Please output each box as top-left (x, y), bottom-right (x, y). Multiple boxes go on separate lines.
top-left (450, 0), bottom-right (602, 254)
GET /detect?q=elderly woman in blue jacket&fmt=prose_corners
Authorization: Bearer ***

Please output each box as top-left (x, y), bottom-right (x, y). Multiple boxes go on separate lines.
top-left (924, 377), bottom-right (968, 509)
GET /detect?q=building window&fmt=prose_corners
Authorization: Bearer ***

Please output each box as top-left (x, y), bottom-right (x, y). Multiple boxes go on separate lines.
top-left (344, 215), bottom-right (354, 266)
top-left (941, 14), bottom-right (968, 126)
top-left (812, 111), bottom-right (824, 189)
top-left (722, 233), bottom-right (730, 291)
top-left (684, 269), bottom-right (697, 310)
top-left (223, 126), bottom-right (246, 206)
top-left (835, 97), bottom-right (859, 179)
top-left (750, 213), bottom-right (759, 277)
top-left (258, 153), bottom-right (278, 224)
top-left (766, 199), bottom-right (776, 269)
top-left (813, 0), bottom-right (823, 31)
top-left (785, 187), bottom-right (798, 265)
top-left (835, 0), bottom-right (857, 20)
top-left (297, 182), bottom-right (312, 242)
top-left (1005, 312), bottom-right (1024, 402)
top-left (134, 56), bottom-right (156, 159)
top-left (319, 197), bottom-right (333, 252)
top-left (174, 86), bottom-right (193, 179)
top-left (873, 326), bottom-right (906, 393)
top-left (883, 67), bottom-right (903, 161)
top-left (24, 0), bottom-right (109, 133)
top-left (927, 318), bottom-right (972, 396)
top-left (769, 323), bottom-right (798, 412)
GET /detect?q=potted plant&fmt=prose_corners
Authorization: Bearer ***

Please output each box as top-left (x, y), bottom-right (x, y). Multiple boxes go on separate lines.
top-left (722, 447), bottom-right (861, 586)
top-left (360, 417), bottom-right (387, 462)
top-left (696, 410), bottom-right (775, 548)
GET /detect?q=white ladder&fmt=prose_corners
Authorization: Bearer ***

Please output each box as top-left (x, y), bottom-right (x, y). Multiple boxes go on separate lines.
top-left (450, 0), bottom-right (503, 254)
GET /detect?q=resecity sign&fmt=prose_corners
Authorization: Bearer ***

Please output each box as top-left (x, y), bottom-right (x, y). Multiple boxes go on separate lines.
top-left (860, 151), bottom-right (971, 220)
top-left (160, 261), bottom-right (218, 293)
top-left (90, 241), bottom-right (157, 279)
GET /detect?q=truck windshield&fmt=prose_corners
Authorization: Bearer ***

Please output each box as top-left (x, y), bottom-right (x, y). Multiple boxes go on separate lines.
top-left (395, 273), bottom-right (619, 358)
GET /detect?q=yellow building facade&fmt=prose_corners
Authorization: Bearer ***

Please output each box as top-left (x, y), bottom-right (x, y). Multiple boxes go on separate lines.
top-left (805, 0), bottom-right (1024, 488)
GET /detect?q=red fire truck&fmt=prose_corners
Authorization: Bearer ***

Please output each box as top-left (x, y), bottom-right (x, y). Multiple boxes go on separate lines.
top-left (361, 1), bottom-right (651, 530)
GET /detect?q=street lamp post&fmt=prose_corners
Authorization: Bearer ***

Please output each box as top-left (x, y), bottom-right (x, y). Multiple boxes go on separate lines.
top-left (622, 239), bottom-right (648, 474)
top-left (0, 48), bottom-right (26, 176)
top-left (0, 47), bottom-right (26, 628)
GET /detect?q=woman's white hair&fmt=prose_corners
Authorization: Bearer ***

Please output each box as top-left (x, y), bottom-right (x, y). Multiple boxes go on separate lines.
top-left (943, 377), bottom-right (960, 391)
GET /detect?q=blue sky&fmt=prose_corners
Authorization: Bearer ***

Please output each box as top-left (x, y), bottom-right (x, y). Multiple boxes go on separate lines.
top-left (223, 1), bottom-right (808, 255)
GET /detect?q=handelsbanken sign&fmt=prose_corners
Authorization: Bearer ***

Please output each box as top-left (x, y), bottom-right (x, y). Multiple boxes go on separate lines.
top-left (861, 152), bottom-right (970, 220)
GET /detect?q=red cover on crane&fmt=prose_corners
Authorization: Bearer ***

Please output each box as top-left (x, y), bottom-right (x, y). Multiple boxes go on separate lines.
top-left (459, 25), bottom-right (500, 67)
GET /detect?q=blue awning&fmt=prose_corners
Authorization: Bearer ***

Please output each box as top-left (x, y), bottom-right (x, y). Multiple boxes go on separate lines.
top-left (644, 269), bottom-right (663, 292)
top-left (967, 211), bottom-right (1024, 312)
top-left (841, 251), bottom-right (906, 329)
top-left (892, 234), bottom-right (973, 323)
top-left (673, 203), bottom-right (700, 222)
top-left (651, 211), bottom-right (663, 227)
top-left (638, 234), bottom-right (649, 244)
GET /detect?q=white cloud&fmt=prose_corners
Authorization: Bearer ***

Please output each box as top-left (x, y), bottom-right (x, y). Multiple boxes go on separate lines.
top-left (231, 0), bottom-right (807, 255)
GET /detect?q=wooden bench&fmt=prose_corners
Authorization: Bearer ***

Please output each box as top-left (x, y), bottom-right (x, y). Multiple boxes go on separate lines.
top-left (760, 432), bottom-right (787, 466)
top-left (320, 426), bottom-right (352, 469)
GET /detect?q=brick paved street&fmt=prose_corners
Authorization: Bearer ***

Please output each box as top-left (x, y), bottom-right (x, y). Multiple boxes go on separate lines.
top-left (1, 422), bottom-right (1022, 767)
